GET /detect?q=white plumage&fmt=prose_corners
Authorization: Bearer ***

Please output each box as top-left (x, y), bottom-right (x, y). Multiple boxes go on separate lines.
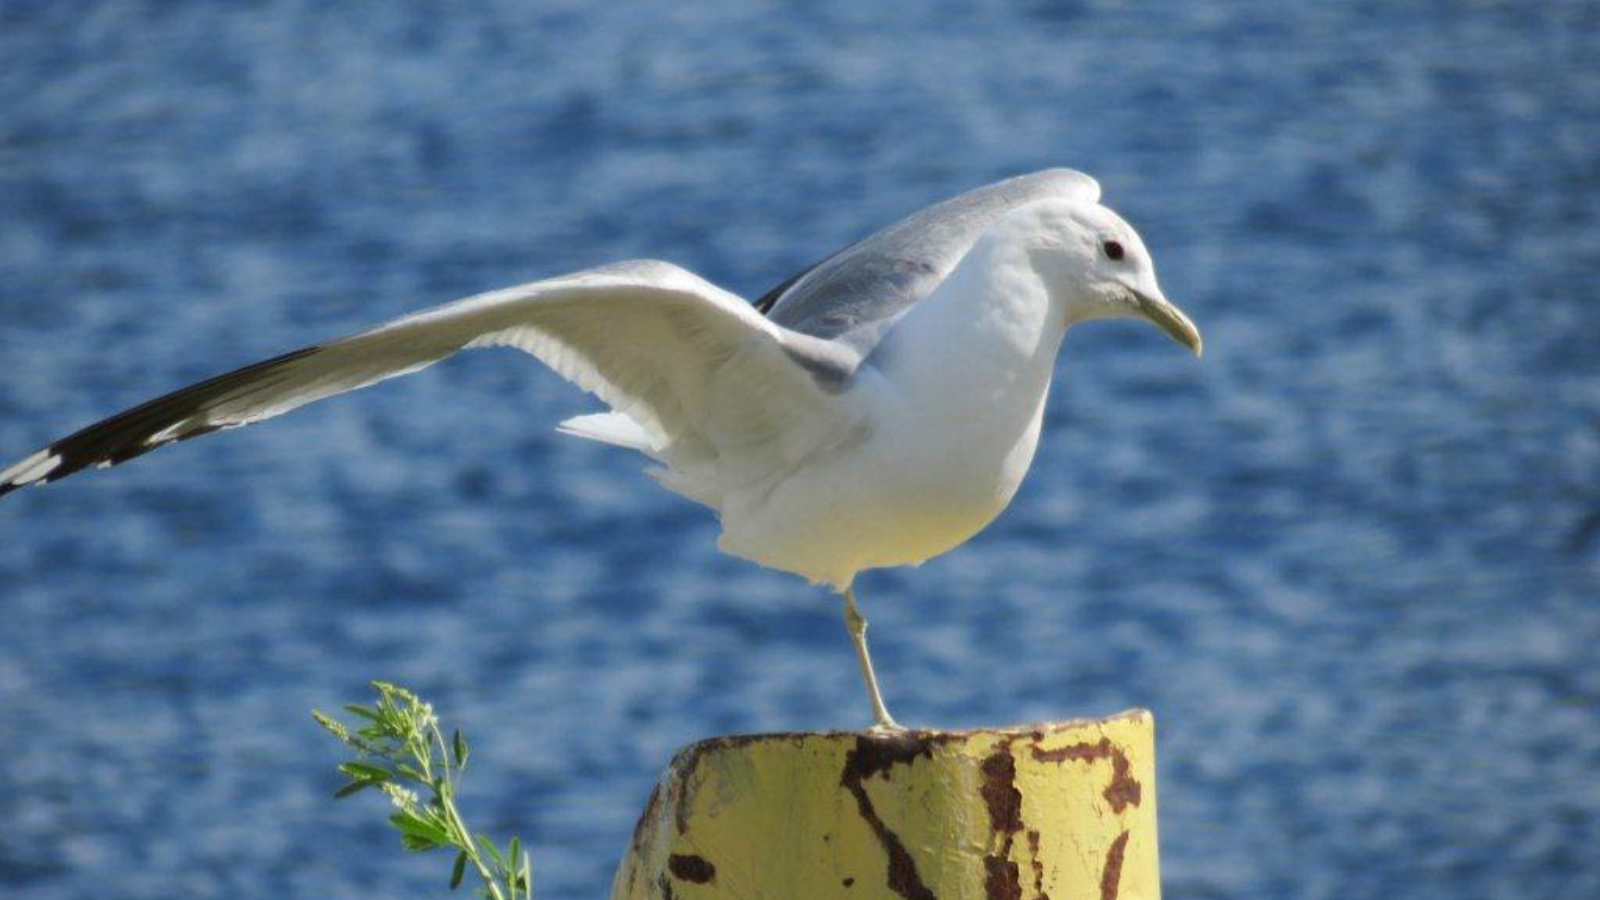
top-left (0, 169), bottom-right (1201, 729)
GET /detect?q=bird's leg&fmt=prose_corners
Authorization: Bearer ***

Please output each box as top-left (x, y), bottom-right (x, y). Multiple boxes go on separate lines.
top-left (842, 587), bottom-right (903, 732)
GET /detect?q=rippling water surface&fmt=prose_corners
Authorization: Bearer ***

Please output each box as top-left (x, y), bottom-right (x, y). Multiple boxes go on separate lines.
top-left (1, 2), bottom-right (1597, 898)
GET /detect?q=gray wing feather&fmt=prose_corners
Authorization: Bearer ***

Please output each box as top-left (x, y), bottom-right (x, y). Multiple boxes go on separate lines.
top-left (760, 168), bottom-right (1101, 352)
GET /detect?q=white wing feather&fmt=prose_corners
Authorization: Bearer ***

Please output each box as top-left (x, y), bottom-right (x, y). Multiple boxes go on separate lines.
top-left (0, 260), bottom-right (851, 503)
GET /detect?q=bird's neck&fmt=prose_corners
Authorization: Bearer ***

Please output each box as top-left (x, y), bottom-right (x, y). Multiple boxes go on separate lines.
top-left (876, 237), bottom-right (1066, 418)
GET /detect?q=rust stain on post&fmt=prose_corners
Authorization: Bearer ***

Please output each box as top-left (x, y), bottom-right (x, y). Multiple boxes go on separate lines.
top-left (981, 746), bottom-right (1024, 835)
top-left (841, 734), bottom-right (940, 900)
top-left (666, 854), bottom-right (716, 884)
top-left (981, 744), bottom-right (1025, 900)
top-left (1026, 829), bottom-right (1050, 900)
top-left (1099, 831), bottom-right (1131, 900)
top-left (1030, 737), bottom-right (1143, 813)
top-left (984, 855), bottom-right (1024, 900)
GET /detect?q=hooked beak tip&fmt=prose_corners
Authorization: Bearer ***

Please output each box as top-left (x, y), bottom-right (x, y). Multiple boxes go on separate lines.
top-left (1132, 288), bottom-right (1203, 358)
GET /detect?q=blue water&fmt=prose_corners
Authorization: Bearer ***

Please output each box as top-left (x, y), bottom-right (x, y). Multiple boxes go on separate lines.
top-left (1, 2), bottom-right (1597, 898)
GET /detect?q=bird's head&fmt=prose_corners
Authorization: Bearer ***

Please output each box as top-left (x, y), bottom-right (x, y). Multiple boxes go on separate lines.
top-left (1010, 175), bottom-right (1203, 357)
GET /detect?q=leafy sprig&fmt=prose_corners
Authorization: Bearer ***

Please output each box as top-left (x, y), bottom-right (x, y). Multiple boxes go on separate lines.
top-left (313, 682), bottom-right (532, 899)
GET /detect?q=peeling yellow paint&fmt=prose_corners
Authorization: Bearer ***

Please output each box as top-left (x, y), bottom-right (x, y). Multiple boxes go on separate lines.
top-left (612, 710), bottom-right (1159, 900)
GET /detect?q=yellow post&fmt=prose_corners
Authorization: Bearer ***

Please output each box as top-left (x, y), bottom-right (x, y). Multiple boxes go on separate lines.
top-left (612, 710), bottom-right (1159, 900)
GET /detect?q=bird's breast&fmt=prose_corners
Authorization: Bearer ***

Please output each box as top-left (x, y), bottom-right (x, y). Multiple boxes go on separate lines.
top-left (717, 259), bottom-right (1066, 588)
top-left (715, 366), bottom-right (1052, 589)
top-left (866, 369), bottom-right (1050, 537)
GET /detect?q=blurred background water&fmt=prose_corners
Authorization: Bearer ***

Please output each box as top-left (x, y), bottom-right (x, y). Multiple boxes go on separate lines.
top-left (1, 1), bottom-right (1597, 897)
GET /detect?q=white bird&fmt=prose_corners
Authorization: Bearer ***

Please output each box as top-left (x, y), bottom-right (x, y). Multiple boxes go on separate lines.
top-left (0, 169), bottom-right (1199, 731)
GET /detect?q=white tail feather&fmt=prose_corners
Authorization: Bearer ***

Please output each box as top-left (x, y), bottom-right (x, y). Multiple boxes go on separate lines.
top-left (556, 412), bottom-right (654, 452)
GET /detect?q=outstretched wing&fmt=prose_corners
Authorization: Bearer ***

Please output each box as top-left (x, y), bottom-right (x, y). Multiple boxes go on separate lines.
top-left (0, 260), bottom-right (854, 497)
top-left (757, 168), bottom-right (1102, 353)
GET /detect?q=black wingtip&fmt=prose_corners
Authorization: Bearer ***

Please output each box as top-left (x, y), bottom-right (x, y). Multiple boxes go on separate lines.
top-left (0, 343), bottom-right (321, 497)
top-left (0, 449), bottom-right (59, 499)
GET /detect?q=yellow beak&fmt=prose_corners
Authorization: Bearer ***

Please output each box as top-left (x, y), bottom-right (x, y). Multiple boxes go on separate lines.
top-left (1132, 288), bottom-right (1203, 357)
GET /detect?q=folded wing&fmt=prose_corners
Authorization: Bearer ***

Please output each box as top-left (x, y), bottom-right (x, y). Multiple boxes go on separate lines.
top-left (756, 168), bottom-right (1102, 353)
top-left (0, 260), bottom-right (854, 499)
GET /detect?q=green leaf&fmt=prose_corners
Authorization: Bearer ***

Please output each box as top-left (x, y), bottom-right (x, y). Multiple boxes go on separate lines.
top-left (333, 780), bottom-right (379, 800)
top-left (343, 704), bottom-right (382, 722)
top-left (453, 729), bottom-right (469, 767)
top-left (400, 833), bottom-right (440, 852)
top-left (477, 834), bottom-right (505, 869)
top-left (450, 850), bottom-right (468, 890)
top-left (507, 836), bottom-right (521, 874)
top-left (339, 762), bottom-right (391, 782)
top-left (515, 849), bottom-right (532, 892)
top-left (390, 812), bottom-right (453, 847)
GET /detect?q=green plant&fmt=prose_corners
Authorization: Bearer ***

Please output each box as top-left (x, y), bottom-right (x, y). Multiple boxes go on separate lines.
top-left (313, 681), bottom-right (532, 899)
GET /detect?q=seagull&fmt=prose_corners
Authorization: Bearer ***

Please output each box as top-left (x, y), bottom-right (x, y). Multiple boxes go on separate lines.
top-left (0, 168), bottom-right (1199, 731)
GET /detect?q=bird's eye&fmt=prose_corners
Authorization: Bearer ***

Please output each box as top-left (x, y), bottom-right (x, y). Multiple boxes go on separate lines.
top-left (1103, 240), bottom-right (1125, 261)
